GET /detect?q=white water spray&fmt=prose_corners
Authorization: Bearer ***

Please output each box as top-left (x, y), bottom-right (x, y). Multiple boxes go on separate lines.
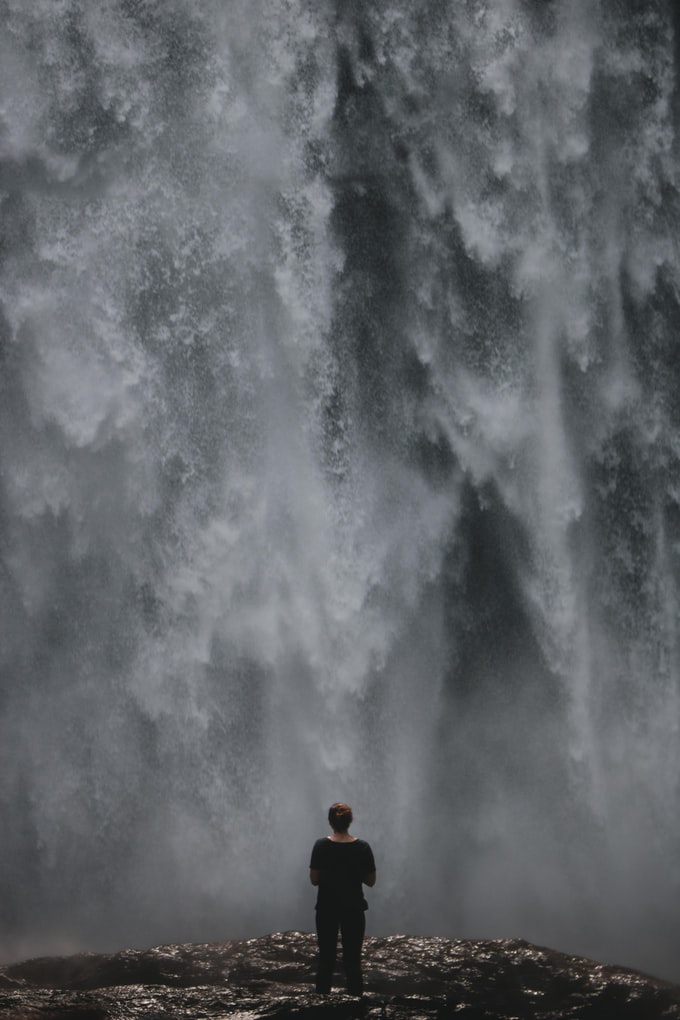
top-left (0, 0), bottom-right (679, 982)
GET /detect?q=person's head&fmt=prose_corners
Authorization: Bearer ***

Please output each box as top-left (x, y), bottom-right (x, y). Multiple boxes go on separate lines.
top-left (328, 802), bottom-right (353, 833)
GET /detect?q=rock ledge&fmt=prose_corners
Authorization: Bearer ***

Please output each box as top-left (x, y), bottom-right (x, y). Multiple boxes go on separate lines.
top-left (1, 931), bottom-right (679, 1018)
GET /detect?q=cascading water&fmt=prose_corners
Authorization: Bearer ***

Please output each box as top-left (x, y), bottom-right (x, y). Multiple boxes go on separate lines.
top-left (1, 0), bottom-right (679, 982)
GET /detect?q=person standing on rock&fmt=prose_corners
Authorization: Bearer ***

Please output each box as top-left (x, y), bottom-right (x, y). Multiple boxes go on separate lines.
top-left (309, 802), bottom-right (376, 997)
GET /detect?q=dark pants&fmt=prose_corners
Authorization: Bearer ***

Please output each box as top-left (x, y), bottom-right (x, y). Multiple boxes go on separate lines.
top-left (315, 907), bottom-right (366, 995)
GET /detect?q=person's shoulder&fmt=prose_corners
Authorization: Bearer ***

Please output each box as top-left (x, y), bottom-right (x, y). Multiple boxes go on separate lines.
top-left (355, 838), bottom-right (375, 862)
top-left (312, 837), bottom-right (328, 848)
top-left (310, 837), bottom-right (329, 865)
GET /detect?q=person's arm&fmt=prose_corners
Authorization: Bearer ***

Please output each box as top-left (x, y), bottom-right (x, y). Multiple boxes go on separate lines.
top-left (309, 839), bottom-right (323, 885)
top-left (362, 842), bottom-right (376, 887)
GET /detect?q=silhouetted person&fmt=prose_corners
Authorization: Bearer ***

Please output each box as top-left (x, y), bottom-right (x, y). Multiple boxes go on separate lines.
top-left (309, 802), bottom-right (376, 996)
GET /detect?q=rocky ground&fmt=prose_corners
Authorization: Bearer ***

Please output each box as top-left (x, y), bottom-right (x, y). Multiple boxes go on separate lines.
top-left (1, 931), bottom-right (679, 1019)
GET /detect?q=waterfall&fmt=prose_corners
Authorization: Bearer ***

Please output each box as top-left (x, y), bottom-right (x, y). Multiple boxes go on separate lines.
top-left (1, 0), bottom-right (679, 981)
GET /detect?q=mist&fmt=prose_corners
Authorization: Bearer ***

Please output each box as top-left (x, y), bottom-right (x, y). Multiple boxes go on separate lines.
top-left (0, 0), bottom-right (679, 984)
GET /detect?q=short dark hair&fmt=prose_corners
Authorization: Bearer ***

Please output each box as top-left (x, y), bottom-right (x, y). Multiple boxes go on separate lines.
top-left (328, 802), bottom-right (353, 832)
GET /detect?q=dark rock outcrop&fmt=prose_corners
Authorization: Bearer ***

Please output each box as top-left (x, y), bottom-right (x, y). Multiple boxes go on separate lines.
top-left (1, 931), bottom-right (679, 1018)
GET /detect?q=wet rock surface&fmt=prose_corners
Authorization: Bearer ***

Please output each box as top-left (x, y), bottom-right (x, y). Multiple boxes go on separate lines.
top-left (1, 931), bottom-right (679, 1018)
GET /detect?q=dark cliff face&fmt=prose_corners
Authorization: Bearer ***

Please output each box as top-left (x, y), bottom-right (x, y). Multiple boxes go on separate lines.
top-left (1, 932), bottom-right (679, 1019)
